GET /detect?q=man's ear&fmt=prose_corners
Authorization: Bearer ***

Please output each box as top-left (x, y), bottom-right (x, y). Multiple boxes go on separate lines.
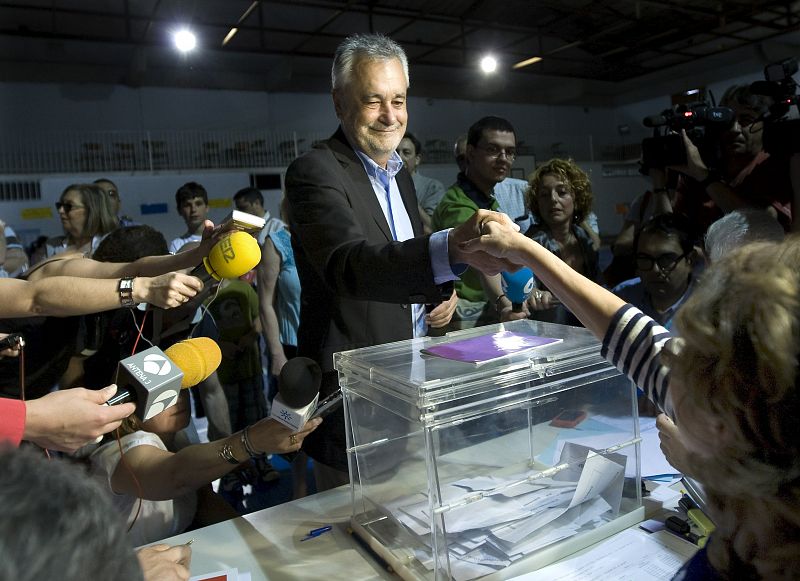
top-left (332, 90), bottom-right (343, 119)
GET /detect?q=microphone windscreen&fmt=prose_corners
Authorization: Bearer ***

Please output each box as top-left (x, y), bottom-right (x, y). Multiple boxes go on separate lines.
top-left (278, 357), bottom-right (322, 408)
top-left (501, 268), bottom-right (535, 305)
top-left (203, 231), bottom-right (261, 281)
top-left (164, 337), bottom-right (222, 388)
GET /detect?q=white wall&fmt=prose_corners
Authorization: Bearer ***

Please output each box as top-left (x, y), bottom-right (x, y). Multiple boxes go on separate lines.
top-left (3, 171), bottom-right (284, 248)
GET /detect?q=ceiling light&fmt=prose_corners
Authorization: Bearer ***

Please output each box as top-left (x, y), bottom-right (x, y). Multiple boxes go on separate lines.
top-left (480, 55), bottom-right (498, 74)
top-left (222, 28), bottom-right (239, 46)
top-left (173, 29), bottom-right (197, 53)
top-left (512, 56), bottom-right (542, 70)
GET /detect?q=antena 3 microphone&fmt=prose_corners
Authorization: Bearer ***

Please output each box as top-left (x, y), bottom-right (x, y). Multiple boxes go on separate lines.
top-left (107, 337), bottom-right (222, 421)
top-left (190, 231), bottom-right (261, 283)
top-left (270, 357), bottom-right (322, 431)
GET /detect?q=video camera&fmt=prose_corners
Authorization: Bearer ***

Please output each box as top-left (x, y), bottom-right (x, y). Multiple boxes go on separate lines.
top-left (641, 101), bottom-right (734, 170)
top-left (750, 57), bottom-right (800, 155)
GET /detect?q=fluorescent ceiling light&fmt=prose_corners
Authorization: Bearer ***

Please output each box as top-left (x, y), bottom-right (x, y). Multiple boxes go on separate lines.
top-left (512, 56), bottom-right (543, 69)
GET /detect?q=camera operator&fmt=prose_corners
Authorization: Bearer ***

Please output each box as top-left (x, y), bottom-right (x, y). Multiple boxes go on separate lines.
top-left (648, 85), bottom-right (793, 238)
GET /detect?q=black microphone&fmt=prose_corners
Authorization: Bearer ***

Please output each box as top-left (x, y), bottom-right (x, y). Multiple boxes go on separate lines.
top-left (643, 114), bottom-right (668, 128)
top-left (107, 338), bottom-right (222, 421)
top-left (269, 357), bottom-right (322, 431)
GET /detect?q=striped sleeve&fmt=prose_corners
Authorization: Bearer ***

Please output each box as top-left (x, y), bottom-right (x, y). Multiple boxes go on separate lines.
top-left (601, 304), bottom-right (675, 418)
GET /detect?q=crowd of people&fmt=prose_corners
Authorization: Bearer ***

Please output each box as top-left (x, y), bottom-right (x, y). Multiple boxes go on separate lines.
top-left (1, 30), bottom-right (799, 581)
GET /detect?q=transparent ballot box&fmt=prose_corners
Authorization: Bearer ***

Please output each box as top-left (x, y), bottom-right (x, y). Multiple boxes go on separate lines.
top-left (336, 319), bottom-right (644, 581)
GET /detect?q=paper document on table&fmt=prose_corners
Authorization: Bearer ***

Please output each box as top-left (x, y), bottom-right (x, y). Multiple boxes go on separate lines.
top-left (507, 528), bottom-right (696, 580)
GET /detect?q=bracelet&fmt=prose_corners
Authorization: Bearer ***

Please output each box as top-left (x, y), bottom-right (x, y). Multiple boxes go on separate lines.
top-left (241, 426), bottom-right (264, 458)
top-left (118, 277), bottom-right (135, 308)
top-left (494, 293), bottom-right (508, 308)
top-left (219, 442), bottom-right (242, 465)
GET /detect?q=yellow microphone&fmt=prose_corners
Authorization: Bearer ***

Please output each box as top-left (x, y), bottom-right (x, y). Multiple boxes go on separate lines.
top-left (190, 231), bottom-right (261, 283)
top-left (164, 337), bottom-right (223, 388)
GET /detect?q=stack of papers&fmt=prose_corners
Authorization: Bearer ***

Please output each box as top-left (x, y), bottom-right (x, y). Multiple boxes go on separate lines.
top-left (381, 444), bottom-right (627, 581)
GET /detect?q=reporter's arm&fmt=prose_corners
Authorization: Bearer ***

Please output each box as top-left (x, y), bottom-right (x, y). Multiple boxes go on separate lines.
top-left (0, 273), bottom-right (201, 317)
top-left (110, 418), bottom-right (322, 500)
top-left (26, 220), bottom-right (218, 281)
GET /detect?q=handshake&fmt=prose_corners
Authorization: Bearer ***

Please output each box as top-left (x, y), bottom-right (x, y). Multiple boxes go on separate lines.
top-left (447, 209), bottom-right (528, 275)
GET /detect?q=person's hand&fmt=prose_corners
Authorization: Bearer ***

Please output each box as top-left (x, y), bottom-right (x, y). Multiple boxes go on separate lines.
top-left (24, 385), bottom-right (136, 453)
top-left (668, 130), bottom-right (708, 182)
top-left (456, 219), bottom-right (530, 270)
top-left (248, 417), bottom-right (322, 454)
top-left (135, 272), bottom-right (203, 309)
top-left (448, 210), bottom-right (522, 275)
top-left (137, 544), bottom-right (192, 581)
top-left (656, 413), bottom-right (695, 476)
top-left (0, 332), bottom-right (21, 358)
top-left (498, 303), bottom-right (529, 322)
top-left (526, 289), bottom-right (560, 312)
top-left (426, 289), bottom-right (458, 329)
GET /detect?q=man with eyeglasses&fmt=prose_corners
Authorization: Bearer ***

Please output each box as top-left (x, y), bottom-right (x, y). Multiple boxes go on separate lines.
top-left (611, 213), bottom-right (698, 330)
top-left (433, 116), bottom-right (517, 330)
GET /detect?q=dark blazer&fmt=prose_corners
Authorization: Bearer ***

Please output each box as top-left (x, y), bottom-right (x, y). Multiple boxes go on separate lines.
top-left (285, 127), bottom-right (450, 470)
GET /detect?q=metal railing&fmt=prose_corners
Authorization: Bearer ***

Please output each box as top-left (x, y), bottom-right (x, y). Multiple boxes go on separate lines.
top-left (0, 130), bottom-right (644, 174)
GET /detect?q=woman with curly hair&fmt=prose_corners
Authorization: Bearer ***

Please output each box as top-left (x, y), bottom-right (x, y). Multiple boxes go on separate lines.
top-left (522, 158), bottom-right (600, 325)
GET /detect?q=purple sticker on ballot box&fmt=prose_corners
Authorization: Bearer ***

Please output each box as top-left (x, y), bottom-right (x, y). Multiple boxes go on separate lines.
top-left (421, 331), bottom-right (562, 364)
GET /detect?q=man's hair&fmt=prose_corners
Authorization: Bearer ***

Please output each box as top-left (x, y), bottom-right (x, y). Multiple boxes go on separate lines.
top-left (331, 33), bottom-right (409, 91)
top-left (0, 446), bottom-right (142, 581)
top-left (93, 225), bottom-right (168, 263)
top-left (60, 183), bottom-right (118, 238)
top-left (704, 208), bottom-right (785, 263)
top-left (720, 84), bottom-right (771, 117)
top-left (175, 181), bottom-right (208, 207)
top-left (403, 132), bottom-right (422, 156)
top-left (526, 158), bottom-right (592, 225)
top-left (634, 212), bottom-right (695, 256)
top-left (467, 116), bottom-right (516, 147)
top-left (233, 186), bottom-right (264, 207)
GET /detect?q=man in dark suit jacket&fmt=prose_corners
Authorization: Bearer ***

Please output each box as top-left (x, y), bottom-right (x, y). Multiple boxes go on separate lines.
top-left (285, 32), bottom-right (518, 489)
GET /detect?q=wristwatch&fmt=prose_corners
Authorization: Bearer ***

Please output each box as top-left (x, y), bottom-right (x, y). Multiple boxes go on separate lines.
top-left (118, 277), bottom-right (135, 308)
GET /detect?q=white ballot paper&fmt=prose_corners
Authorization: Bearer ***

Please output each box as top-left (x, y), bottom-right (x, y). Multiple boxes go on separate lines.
top-left (507, 528), bottom-right (696, 580)
top-left (384, 443), bottom-right (627, 581)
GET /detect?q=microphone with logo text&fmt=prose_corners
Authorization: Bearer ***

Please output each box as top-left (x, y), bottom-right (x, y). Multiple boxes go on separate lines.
top-left (269, 357), bottom-right (322, 432)
top-left (105, 337), bottom-right (222, 421)
top-left (501, 267), bottom-right (536, 311)
top-left (190, 231), bottom-right (261, 285)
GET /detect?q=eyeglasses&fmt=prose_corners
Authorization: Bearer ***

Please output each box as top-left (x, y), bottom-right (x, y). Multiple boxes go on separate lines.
top-left (55, 202), bottom-right (85, 214)
top-left (635, 251), bottom-right (688, 272)
top-left (475, 144), bottom-right (516, 161)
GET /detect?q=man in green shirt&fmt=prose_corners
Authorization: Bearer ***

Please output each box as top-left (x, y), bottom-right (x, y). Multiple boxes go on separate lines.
top-left (433, 116), bottom-right (517, 329)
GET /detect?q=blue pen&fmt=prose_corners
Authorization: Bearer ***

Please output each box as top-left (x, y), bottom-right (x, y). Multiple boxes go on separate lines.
top-left (301, 525), bottom-right (332, 541)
